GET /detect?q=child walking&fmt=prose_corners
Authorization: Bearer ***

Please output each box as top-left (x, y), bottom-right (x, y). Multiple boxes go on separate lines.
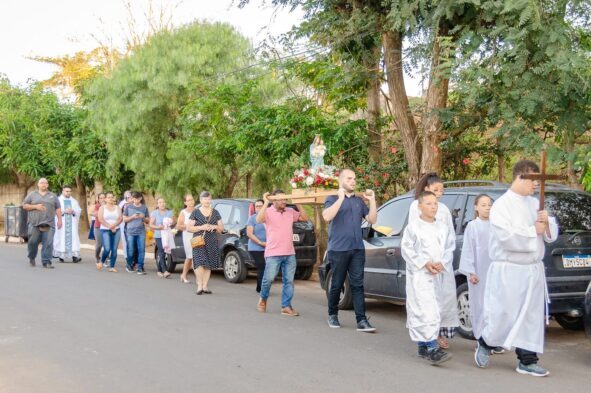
top-left (458, 194), bottom-right (504, 354)
top-left (408, 173), bottom-right (458, 349)
top-left (402, 191), bottom-right (455, 365)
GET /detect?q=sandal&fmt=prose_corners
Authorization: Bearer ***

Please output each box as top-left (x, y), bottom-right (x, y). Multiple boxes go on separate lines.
top-left (437, 336), bottom-right (450, 349)
top-left (96, 263), bottom-right (103, 270)
top-left (179, 277), bottom-right (190, 284)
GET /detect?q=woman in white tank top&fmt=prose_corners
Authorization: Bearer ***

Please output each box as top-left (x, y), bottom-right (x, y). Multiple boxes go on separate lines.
top-left (176, 193), bottom-right (196, 283)
top-left (98, 192), bottom-right (123, 272)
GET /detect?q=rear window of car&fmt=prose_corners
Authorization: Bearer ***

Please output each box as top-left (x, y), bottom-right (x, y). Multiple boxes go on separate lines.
top-left (545, 192), bottom-right (591, 234)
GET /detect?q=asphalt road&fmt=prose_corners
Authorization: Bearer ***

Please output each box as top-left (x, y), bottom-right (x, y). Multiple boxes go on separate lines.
top-left (0, 243), bottom-right (589, 393)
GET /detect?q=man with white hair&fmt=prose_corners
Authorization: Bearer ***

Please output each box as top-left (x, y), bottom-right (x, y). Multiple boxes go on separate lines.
top-left (53, 185), bottom-right (82, 263)
top-left (23, 178), bottom-right (62, 268)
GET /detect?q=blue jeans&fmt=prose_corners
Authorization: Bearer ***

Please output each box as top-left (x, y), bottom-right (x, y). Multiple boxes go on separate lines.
top-left (100, 229), bottom-right (121, 268)
top-left (260, 255), bottom-right (297, 308)
top-left (154, 237), bottom-right (167, 273)
top-left (126, 233), bottom-right (146, 270)
top-left (27, 225), bottom-right (55, 264)
top-left (327, 249), bottom-right (367, 322)
top-left (418, 340), bottom-right (438, 350)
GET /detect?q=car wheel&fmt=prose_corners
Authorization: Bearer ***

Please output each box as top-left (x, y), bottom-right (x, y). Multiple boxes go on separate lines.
top-left (456, 282), bottom-right (475, 340)
top-left (555, 314), bottom-right (584, 331)
top-left (223, 250), bottom-right (248, 283)
top-left (294, 266), bottom-right (313, 280)
top-left (165, 253), bottom-right (177, 273)
top-left (325, 270), bottom-right (353, 310)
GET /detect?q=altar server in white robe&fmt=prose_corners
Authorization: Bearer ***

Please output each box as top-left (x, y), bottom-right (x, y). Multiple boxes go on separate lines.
top-left (459, 194), bottom-right (504, 354)
top-left (402, 191), bottom-right (455, 365)
top-left (53, 186), bottom-right (82, 262)
top-left (475, 160), bottom-right (558, 377)
top-left (409, 172), bottom-right (458, 349)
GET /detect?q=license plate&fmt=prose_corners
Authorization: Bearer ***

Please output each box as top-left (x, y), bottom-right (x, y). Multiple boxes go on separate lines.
top-left (292, 234), bottom-right (300, 242)
top-left (562, 255), bottom-right (591, 268)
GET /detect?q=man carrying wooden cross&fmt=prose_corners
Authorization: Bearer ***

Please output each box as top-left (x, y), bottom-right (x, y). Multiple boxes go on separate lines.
top-left (475, 159), bottom-right (559, 377)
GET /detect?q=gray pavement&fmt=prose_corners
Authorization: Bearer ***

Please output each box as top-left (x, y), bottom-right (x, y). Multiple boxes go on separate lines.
top-left (0, 243), bottom-right (589, 393)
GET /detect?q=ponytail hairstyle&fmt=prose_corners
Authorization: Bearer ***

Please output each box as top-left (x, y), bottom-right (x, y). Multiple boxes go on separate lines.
top-left (473, 193), bottom-right (493, 218)
top-left (414, 172), bottom-right (443, 199)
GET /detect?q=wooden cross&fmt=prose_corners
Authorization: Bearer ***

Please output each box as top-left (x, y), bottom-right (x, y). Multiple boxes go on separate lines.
top-left (521, 149), bottom-right (566, 210)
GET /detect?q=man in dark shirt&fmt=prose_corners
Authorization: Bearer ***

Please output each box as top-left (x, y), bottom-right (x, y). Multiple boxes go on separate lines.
top-left (323, 169), bottom-right (377, 332)
top-left (23, 178), bottom-right (62, 268)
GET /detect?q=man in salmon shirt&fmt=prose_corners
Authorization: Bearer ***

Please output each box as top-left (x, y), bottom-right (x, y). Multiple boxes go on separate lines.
top-left (256, 189), bottom-right (309, 316)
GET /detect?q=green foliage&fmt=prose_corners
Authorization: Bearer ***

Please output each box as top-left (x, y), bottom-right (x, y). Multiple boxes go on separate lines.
top-left (0, 78), bottom-right (107, 191)
top-left (452, 0), bottom-right (591, 182)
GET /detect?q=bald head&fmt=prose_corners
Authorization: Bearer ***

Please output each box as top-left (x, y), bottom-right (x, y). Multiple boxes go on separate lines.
top-left (38, 178), bottom-right (49, 192)
top-left (339, 169), bottom-right (356, 193)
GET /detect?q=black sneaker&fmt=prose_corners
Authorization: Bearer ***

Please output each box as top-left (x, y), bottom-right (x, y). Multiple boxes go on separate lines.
top-left (137, 268), bottom-right (146, 275)
top-left (126, 265), bottom-right (134, 273)
top-left (29, 258), bottom-right (36, 267)
top-left (328, 315), bottom-right (341, 329)
top-left (418, 346), bottom-right (429, 358)
top-left (427, 348), bottom-right (452, 365)
top-left (356, 319), bottom-right (376, 333)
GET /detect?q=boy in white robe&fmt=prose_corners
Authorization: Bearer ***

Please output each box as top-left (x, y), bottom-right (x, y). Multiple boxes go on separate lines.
top-left (459, 194), bottom-right (504, 354)
top-left (53, 186), bottom-right (82, 262)
top-left (475, 160), bottom-right (558, 377)
top-left (409, 173), bottom-right (458, 349)
top-left (402, 191), bottom-right (455, 365)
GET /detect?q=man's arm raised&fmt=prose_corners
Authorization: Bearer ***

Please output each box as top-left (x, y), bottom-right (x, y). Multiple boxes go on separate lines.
top-left (256, 193), bottom-right (270, 224)
top-left (322, 188), bottom-right (345, 222)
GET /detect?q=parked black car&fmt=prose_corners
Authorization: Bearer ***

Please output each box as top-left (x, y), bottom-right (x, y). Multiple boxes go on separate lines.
top-left (166, 199), bottom-right (317, 283)
top-left (318, 181), bottom-right (591, 339)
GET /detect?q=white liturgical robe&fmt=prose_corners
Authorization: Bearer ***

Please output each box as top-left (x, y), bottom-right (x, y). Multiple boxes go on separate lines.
top-left (53, 195), bottom-right (82, 259)
top-left (481, 189), bottom-right (558, 353)
top-left (402, 217), bottom-right (456, 342)
top-left (458, 217), bottom-right (492, 339)
top-left (409, 200), bottom-right (458, 328)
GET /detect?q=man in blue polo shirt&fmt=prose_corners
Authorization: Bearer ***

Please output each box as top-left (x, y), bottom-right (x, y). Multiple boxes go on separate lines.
top-left (323, 168), bottom-right (377, 332)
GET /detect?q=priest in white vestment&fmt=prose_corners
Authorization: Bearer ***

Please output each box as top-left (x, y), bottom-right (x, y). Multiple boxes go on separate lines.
top-left (475, 160), bottom-right (558, 377)
top-left (53, 186), bottom-right (82, 262)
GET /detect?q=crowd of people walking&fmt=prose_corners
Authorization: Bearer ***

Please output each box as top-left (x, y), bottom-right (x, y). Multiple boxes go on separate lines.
top-left (22, 158), bottom-right (557, 377)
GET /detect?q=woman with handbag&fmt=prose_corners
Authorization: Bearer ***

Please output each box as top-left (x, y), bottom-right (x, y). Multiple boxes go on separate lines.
top-left (188, 191), bottom-right (223, 295)
top-left (176, 193), bottom-right (196, 284)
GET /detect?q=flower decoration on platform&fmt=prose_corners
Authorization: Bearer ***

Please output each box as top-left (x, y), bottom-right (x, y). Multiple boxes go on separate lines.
top-left (291, 165), bottom-right (340, 189)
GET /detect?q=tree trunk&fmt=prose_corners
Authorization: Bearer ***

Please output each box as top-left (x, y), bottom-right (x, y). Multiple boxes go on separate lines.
top-left (382, 30), bottom-right (421, 188)
top-left (496, 137), bottom-right (506, 183)
top-left (224, 165), bottom-right (239, 197)
top-left (12, 170), bottom-right (34, 202)
top-left (75, 176), bottom-right (90, 233)
top-left (366, 48), bottom-right (382, 163)
top-left (421, 30), bottom-right (450, 175)
top-left (245, 172), bottom-right (252, 198)
top-left (564, 129), bottom-right (577, 185)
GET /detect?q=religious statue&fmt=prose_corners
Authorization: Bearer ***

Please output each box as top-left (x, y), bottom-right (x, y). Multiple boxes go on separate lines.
top-left (309, 134), bottom-right (326, 170)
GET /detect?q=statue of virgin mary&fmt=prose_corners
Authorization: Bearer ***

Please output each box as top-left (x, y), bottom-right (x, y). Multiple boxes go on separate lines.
top-left (309, 134), bottom-right (326, 170)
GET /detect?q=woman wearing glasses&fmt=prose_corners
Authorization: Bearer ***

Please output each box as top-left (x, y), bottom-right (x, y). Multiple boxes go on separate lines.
top-left (247, 199), bottom-right (267, 293)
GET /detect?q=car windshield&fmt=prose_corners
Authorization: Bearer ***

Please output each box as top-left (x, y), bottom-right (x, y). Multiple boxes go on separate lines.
top-left (545, 192), bottom-right (591, 234)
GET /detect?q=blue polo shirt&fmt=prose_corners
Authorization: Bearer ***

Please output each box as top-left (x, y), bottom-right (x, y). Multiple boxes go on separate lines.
top-left (324, 195), bottom-right (369, 251)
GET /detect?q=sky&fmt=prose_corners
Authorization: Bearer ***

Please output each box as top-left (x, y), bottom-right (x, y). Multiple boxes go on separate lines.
top-left (0, 0), bottom-right (421, 95)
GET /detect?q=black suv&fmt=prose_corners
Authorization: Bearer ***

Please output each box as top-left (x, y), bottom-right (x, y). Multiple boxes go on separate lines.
top-left (166, 199), bottom-right (317, 283)
top-left (318, 181), bottom-right (591, 338)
